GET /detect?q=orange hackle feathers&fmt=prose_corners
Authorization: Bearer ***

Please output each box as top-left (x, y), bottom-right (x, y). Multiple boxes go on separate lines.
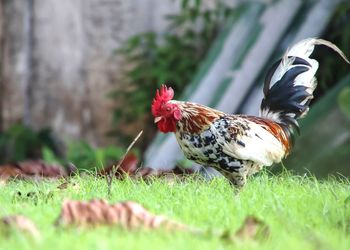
top-left (177, 102), bottom-right (224, 134)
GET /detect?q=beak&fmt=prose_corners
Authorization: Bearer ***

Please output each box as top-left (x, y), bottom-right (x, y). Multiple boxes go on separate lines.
top-left (154, 117), bottom-right (162, 123)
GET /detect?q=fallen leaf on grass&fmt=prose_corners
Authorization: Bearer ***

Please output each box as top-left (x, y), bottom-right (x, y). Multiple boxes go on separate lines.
top-left (98, 131), bottom-right (195, 184)
top-left (0, 165), bottom-right (24, 180)
top-left (56, 199), bottom-right (196, 233)
top-left (57, 181), bottom-right (69, 190)
top-left (99, 153), bottom-right (194, 180)
top-left (127, 166), bottom-right (195, 183)
top-left (235, 216), bottom-right (269, 240)
top-left (0, 215), bottom-right (41, 239)
top-left (16, 160), bottom-right (67, 177)
top-left (0, 160), bottom-right (67, 181)
top-left (56, 181), bottom-right (80, 191)
top-left (99, 153), bottom-right (139, 177)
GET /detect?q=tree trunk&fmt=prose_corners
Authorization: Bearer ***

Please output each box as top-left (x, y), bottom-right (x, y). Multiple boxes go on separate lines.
top-left (1, 0), bottom-right (179, 146)
top-left (0, 0), bottom-right (4, 132)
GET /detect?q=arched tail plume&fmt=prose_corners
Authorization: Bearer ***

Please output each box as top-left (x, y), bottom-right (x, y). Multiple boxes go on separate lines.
top-left (260, 38), bottom-right (349, 142)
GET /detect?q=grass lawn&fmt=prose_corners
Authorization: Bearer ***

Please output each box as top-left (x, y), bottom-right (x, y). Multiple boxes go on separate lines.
top-left (0, 172), bottom-right (349, 250)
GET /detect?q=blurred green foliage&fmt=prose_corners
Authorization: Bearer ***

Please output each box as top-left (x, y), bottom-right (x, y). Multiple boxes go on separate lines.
top-left (65, 142), bottom-right (123, 170)
top-left (42, 141), bottom-right (125, 171)
top-left (338, 87), bottom-right (350, 119)
top-left (315, 2), bottom-right (350, 94)
top-left (0, 124), bottom-right (125, 170)
top-left (111, 0), bottom-right (235, 141)
top-left (0, 124), bottom-right (58, 164)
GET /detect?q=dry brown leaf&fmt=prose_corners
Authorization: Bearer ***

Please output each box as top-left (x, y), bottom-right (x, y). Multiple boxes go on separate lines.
top-left (98, 130), bottom-right (195, 184)
top-left (0, 160), bottom-right (67, 181)
top-left (56, 181), bottom-right (80, 191)
top-left (57, 181), bottom-right (69, 190)
top-left (0, 165), bottom-right (25, 181)
top-left (99, 153), bottom-right (139, 177)
top-left (99, 152), bottom-right (194, 181)
top-left (0, 215), bottom-right (41, 239)
top-left (56, 199), bottom-right (196, 233)
top-left (16, 160), bottom-right (67, 177)
top-left (235, 216), bottom-right (269, 240)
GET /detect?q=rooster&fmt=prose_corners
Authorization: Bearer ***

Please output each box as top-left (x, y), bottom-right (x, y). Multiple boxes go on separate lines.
top-left (151, 38), bottom-right (349, 188)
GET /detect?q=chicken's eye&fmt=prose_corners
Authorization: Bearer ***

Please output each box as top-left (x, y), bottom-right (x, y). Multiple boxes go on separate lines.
top-left (166, 107), bottom-right (171, 112)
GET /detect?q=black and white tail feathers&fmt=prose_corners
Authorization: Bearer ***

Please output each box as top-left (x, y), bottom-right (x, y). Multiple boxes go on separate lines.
top-left (260, 38), bottom-right (349, 141)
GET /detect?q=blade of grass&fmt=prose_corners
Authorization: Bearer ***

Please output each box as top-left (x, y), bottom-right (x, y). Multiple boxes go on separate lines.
top-left (106, 130), bottom-right (143, 196)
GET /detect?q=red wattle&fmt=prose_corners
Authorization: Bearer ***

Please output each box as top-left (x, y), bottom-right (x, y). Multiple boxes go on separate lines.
top-left (157, 118), bottom-right (176, 133)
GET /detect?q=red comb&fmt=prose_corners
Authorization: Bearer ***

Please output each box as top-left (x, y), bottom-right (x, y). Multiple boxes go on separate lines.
top-left (152, 85), bottom-right (174, 116)
top-left (155, 85), bottom-right (174, 102)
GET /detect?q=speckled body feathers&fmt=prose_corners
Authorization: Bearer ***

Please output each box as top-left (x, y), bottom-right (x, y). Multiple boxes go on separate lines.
top-left (174, 104), bottom-right (287, 187)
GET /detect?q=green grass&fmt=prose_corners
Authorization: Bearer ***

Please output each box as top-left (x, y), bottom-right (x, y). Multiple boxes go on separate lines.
top-left (0, 172), bottom-right (349, 250)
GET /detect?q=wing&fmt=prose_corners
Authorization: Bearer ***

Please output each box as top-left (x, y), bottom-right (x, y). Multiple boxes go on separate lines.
top-left (215, 116), bottom-right (287, 166)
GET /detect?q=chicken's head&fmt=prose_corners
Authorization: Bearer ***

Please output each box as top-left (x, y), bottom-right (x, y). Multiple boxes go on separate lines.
top-left (152, 85), bottom-right (182, 133)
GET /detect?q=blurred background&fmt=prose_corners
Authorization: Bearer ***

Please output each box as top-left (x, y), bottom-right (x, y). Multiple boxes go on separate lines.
top-left (0, 0), bottom-right (349, 177)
